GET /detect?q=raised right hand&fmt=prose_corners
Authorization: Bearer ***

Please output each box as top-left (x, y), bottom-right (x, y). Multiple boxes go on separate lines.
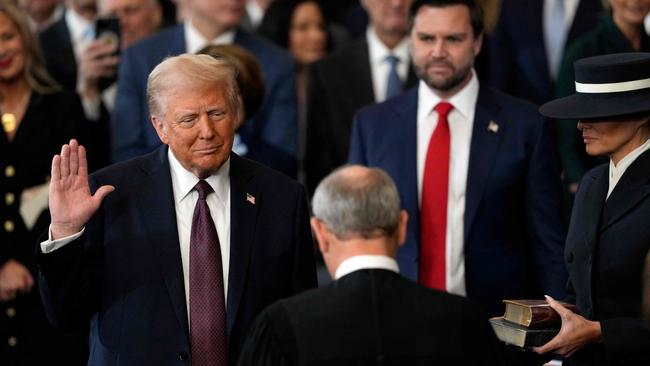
top-left (49, 139), bottom-right (114, 239)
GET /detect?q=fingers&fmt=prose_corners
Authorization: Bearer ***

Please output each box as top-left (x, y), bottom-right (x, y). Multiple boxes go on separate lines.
top-left (60, 143), bottom-right (70, 178)
top-left (69, 139), bottom-right (79, 176)
top-left (78, 144), bottom-right (88, 179)
top-left (51, 154), bottom-right (61, 182)
top-left (545, 295), bottom-right (571, 317)
top-left (92, 185), bottom-right (115, 208)
top-left (533, 333), bottom-right (562, 355)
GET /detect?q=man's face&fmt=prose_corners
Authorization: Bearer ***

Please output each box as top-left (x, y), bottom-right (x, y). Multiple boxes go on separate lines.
top-left (68, 0), bottom-right (98, 21)
top-left (152, 83), bottom-right (239, 179)
top-left (189, 0), bottom-right (245, 31)
top-left (361, 0), bottom-right (411, 38)
top-left (100, 0), bottom-right (161, 48)
top-left (410, 5), bottom-right (482, 96)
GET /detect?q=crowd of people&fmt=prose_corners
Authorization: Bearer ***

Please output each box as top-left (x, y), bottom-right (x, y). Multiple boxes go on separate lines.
top-left (1, 0), bottom-right (650, 364)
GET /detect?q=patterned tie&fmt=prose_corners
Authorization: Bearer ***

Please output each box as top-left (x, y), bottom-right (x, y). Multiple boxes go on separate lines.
top-left (190, 180), bottom-right (227, 366)
top-left (419, 102), bottom-right (453, 290)
top-left (385, 54), bottom-right (402, 100)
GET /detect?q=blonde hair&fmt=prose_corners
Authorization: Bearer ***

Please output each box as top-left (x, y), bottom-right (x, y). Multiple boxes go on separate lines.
top-left (0, 1), bottom-right (59, 94)
top-left (147, 54), bottom-right (242, 122)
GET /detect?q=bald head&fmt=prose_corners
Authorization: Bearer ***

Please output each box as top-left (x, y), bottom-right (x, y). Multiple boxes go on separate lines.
top-left (312, 165), bottom-right (402, 240)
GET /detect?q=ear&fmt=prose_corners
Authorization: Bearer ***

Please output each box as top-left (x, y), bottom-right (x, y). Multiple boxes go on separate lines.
top-left (310, 217), bottom-right (329, 254)
top-left (396, 210), bottom-right (408, 248)
top-left (473, 32), bottom-right (483, 57)
top-left (151, 115), bottom-right (169, 145)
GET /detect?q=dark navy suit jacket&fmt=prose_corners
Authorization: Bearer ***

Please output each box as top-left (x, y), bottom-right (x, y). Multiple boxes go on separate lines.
top-left (486, 0), bottom-right (602, 104)
top-left (111, 25), bottom-right (299, 176)
top-left (38, 147), bottom-right (316, 366)
top-left (348, 86), bottom-right (567, 316)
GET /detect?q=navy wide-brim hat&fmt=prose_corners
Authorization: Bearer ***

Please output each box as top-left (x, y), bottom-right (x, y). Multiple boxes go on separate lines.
top-left (540, 52), bottom-right (650, 120)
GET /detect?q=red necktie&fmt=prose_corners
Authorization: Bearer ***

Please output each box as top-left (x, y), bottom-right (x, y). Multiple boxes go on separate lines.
top-left (419, 102), bottom-right (453, 290)
top-left (190, 180), bottom-right (228, 366)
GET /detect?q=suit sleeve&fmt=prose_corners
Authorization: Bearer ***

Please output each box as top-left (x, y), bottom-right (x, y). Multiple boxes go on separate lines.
top-left (37, 176), bottom-right (102, 330)
top-left (110, 47), bottom-right (148, 163)
top-left (347, 112), bottom-right (368, 166)
top-left (291, 184), bottom-right (317, 293)
top-left (525, 117), bottom-right (568, 299)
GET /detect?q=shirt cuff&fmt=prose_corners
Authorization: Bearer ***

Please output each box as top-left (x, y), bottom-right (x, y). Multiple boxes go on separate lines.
top-left (40, 224), bottom-right (85, 253)
top-left (81, 96), bottom-right (101, 121)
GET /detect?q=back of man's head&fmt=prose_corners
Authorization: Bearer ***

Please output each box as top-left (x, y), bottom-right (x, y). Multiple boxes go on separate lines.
top-left (312, 165), bottom-right (402, 241)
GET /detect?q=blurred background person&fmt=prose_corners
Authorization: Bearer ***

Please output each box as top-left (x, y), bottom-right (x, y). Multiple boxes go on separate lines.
top-left (486, 0), bottom-right (603, 105)
top-left (555, 0), bottom-right (650, 206)
top-left (304, 0), bottom-right (418, 195)
top-left (0, 2), bottom-right (89, 364)
top-left (537, 52), bottom-right (650, 365)
top-left (239, 165), bottom-right (503, 365)
top-left (259, 0), bottom-right (328, 182)
top-left (17, 0), bottom-right (64, 31)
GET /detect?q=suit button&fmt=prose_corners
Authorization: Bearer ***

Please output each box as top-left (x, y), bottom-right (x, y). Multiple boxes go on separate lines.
top-left (6, 307), bottom-right (15, 318)
top-left (5, 192), bottom-right (14, 205)
top-left (7, 336), bottom-right (17, 347)
top-left (566, 252), bottom-right (573, 263)
top-left (178, 352), bottom-right (189, 361)
top-left (4, 165), bottom-right (15, 178)
top-left (4, 220), bottom-right (14, 232)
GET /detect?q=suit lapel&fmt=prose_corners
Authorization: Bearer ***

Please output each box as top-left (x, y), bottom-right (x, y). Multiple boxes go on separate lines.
top-left (464, 88), bottom-right (505, 239)
top-left (348, 38), bottom-right (375, 104)
top-left (601, 150), bottom-right (650, 232)
top-left (581, 166), bottom-right (608, 251)
top-left (135, 147), bottom-right (189, 337)
top-left (226, 154), bottom-right (259, 337)
top-left (396, 89), bottom-right (420, 265)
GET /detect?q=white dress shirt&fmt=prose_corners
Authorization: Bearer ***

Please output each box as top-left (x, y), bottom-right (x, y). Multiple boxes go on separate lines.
top-left (245, 1), bottom-right (265, 29)
top-left (543, 0), bottom-right (580, 32)
top-left (65, 8), bottom-right (94, 62)
top-left (416, 71), bottom-right (479, 297)
top-left (335, 255), bottom-right (400, 280)
top-left (184, 20), bottom-right (236, 54)
top-left (366, 27), bottom-right (410, 103)
top-left (607, 138), bottom-right (650, 199)
top-left (41, 148), bottom-right (232, 322)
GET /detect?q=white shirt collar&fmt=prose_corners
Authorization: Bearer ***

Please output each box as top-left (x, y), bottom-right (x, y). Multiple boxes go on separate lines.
top-left (65, 8), bottom-right (94, 45)
top-left (417, 69), bottom-right (479, 122)
top-left (334, 255), bottom-right (400, 280)
top-left (184, 20), bottom-right (237, 54)
top-left (246, 1), bottom-right (264, 28)
top-left (607, 138), bottom-right (650, 199)
top-left (167, 148), bottom-right (230, 208)
top-left (366, 26), bottom-right (410, 66)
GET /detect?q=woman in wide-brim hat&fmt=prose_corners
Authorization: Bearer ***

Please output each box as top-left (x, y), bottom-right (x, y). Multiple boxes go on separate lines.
top-left (534, 52), bottom-right (650, 365)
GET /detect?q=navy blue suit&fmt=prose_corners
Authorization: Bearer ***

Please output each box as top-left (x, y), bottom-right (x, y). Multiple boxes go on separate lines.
top-left (486, 0), bottom-right (602, 104)
top-left (111, 26), bottom-right (298, 176)
top-left (348, 86), bottom-right (567, 316)
top-left (38, 147), bottom-right (316, 366)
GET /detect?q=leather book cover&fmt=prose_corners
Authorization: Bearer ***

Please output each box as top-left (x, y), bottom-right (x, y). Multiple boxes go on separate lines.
top-left (502, 299), bottom-right (579, 328)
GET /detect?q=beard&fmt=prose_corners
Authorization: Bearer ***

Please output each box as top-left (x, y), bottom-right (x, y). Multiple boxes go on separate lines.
top-left (415, 59), bottom-right (473, 92)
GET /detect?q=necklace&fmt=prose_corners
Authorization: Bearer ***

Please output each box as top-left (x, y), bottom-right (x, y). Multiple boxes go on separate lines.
top-left (2, 112), bottom-right (16, 133)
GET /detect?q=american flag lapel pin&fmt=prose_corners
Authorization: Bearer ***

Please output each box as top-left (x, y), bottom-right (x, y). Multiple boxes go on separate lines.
top-left (246, 193), bottom-right (256, 205)
top-left (487, 120), bottom-right (499, 134)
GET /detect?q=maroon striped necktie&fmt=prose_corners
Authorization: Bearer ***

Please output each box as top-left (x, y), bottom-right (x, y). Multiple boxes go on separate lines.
top-left (190, 180), bottom-right (227, 366)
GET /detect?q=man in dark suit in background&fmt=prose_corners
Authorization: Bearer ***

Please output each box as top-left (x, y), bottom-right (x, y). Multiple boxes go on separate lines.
top-left (349, 0), bottom-right (567, 318)
top-left (304, 0), bottom-right (418, 194)
top-left (38, 54), bottom-right (316, 366)
top-left (486, 0), bottom-right (602, 105)
top-left (111, 0), bottom-right (298, 177)
top-left (239, 165), bottom-right (502, 365)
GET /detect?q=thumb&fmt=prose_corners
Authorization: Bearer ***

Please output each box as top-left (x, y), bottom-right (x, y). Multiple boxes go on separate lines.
top-left (92, 185), bottom-right (115, 207)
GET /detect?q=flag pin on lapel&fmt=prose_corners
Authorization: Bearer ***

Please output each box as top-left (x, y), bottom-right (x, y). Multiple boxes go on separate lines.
top-left (246, 193), bottom-right (256, 205)
top-left (487, 120), bottom-right (499, 133)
